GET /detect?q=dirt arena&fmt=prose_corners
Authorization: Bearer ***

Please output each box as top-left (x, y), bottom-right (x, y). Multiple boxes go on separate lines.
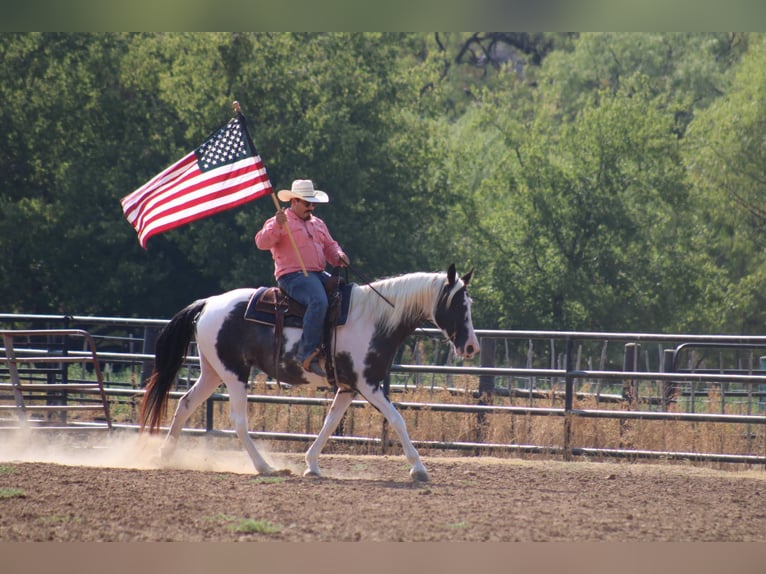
top-left (0, 430), bottom-right (765, 542)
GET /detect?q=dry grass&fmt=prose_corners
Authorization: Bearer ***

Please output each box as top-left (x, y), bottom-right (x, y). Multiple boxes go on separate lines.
top-left (167, 375), bottom-right (766, 467)
top-left (4, 372), bottom-right (764, 470)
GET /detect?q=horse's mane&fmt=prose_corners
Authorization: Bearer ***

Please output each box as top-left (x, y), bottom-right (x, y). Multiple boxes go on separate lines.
top-left (353, 271), bottom-right (450, 333)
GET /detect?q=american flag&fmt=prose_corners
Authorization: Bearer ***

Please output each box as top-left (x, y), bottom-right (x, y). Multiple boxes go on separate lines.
top-left (121, 115), bottom-right (272, 248)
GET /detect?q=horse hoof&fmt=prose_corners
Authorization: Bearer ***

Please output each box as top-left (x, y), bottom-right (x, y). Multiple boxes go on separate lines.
top-left (303, 469), bottom-right (322, 478)
top-left (410, 469), bottom-right (430, 483)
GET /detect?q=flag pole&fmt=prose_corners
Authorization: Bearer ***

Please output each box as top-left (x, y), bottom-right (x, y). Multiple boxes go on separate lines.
top-left (234, 101), bottom-right (307, 277)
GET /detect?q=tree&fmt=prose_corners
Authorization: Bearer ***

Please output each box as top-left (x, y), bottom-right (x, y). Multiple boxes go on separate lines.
top-left (684, 34), bottom-right (766, 332)
top-left (445, 69), bottom-right (714, 331)
top-left (0, 33), bottom-right (464, 316)
top-left (537, 33), bottom-right (747, 132)
top-left (0, 31), bottom-right (761, 337)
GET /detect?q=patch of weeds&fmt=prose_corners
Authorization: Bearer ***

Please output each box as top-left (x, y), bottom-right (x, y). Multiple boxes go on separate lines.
top-left (251, 476), bottom-right (287, 485)
top-left (444, 521), bottom-right (470, 530)
top-left (203, 513), bottom-right (282, 535)
top-left (0, 465), bottom-right (15, 476)
top-left (229, 518), bottom-right (282, 534)
top-left (0, 487), bottom-right (26, 499)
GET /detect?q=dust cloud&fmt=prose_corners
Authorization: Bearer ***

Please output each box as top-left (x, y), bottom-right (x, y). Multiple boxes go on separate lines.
top-left (0, 429), bottom-right (302, 476)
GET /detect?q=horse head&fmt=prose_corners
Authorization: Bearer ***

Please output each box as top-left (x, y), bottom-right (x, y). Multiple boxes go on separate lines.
top-left (433, 263), bottom-right (480, 359)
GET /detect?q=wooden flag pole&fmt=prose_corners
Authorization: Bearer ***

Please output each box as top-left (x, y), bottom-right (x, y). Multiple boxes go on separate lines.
top-left (233, 101), bottom-right (307, 277)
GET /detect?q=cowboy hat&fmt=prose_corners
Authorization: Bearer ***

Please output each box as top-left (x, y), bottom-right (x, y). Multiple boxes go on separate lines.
top-left (276, 179), bottom-right (329, 203)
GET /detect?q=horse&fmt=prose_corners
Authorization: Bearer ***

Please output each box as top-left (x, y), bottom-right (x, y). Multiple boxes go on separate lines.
top-left (139, 263), bottom-right (479, 482)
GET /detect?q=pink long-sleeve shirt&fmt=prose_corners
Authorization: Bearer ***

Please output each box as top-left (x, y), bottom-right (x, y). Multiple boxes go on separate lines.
top-left (255, 208), bottom-right (345, 279)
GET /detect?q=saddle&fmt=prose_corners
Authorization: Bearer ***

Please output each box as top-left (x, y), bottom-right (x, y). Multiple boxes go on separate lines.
top-left (244, 272), bottom-right (352, 385)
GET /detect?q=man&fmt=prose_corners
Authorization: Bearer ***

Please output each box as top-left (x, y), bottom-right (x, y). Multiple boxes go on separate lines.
top-left (255, 179), bottom-right (350, 378)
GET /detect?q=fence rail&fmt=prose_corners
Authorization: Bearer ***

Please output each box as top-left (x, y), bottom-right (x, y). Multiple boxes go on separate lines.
top-left (12, 382), bottom-right (761, 467)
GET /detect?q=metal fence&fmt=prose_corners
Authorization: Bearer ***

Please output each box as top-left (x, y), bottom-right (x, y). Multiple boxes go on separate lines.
top-left (1, 314), bottom-right (765, 466)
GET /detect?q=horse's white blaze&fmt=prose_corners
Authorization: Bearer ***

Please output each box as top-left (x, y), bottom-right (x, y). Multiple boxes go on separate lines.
top-left (445, 277), bottom-right (464, 309)
top-left (461, 299), bottom-right (480, 359)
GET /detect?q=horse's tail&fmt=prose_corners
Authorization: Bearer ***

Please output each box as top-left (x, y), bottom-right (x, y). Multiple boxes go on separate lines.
top-left (139, 298), bottom-right (207, 433)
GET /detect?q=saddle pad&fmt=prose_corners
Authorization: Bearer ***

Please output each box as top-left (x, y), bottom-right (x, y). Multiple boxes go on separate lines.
top-left (243, 287), bottom-right (299, 327)
top-left (335, 283), bottom-right (353, 325)
top-left (244, 284), bottom-right (353, 327)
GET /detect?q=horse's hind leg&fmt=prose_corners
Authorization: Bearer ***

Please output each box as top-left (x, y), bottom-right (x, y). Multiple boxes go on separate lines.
top-left (158, 355), bottom-right (221, 462)
top-left (304, 389), bottom-right (355, 477)
top-left (361, 386), bottom-right (430, 482)
top-left (224, 378), bottom-right (276, 475)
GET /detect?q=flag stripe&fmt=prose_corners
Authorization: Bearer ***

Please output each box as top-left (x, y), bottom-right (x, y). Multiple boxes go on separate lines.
top-left (135, 161), bottom-right (270, 246)
top-left (129, 157), bottom-right (265, 234)
top-left (138, 180), bottom-right (270, 246)
top-left (120, 115), bottom-right (273, 248)
top-left (121, 153), bottom-right (198, 222)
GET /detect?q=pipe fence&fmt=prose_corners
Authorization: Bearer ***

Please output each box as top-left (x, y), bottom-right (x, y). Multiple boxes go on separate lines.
top-left (1, 314), bottom-right (765, 466)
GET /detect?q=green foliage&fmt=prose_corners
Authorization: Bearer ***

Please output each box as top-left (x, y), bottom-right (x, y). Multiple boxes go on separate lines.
top-left (444, 521), bottom-right (471, 529)
top-left (1, 32), bottom-right (764, 334)
top-left (204, 513), bottom-right (281, 534)
top-left (683, 34), bottom-right (766, 332)
top-left (0, 487), bottom-right (26, 499)
top-left (228, 518), bottom-right (282, 534)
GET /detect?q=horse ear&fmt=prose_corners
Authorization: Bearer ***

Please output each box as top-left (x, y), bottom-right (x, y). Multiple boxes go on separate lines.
top-left (447, 263), bottom-right (457, 286)
top-left (462, 267), bottom-right (474, 286)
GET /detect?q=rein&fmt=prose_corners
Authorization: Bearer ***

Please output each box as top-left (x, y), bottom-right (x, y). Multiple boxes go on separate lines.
top-left (345, 264), bottom-right (395, 308)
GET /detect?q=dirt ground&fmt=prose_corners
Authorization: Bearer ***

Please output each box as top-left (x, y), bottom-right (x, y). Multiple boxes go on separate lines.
top-left (1, 430), bottom-right (765, 542)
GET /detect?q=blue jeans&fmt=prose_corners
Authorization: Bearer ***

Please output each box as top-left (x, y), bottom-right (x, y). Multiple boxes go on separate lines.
top-left (278, 271), bottom-right (329, 362)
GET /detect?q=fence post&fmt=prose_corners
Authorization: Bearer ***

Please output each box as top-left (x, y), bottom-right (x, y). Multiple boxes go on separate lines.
top-left (563, 338), bottom-right (574, 461)
top-left (477, 337), bottom-right (496, 443)
top-left (2, 334), bottom-right (27, 427)
top-left (622, 343), bottom-right (640, 407)
top-left (58, 331), bottom-right (71, 424)
top-left (619, 343), bottom-right (641, 448)
top-left (662, 348), bottom-right (677, 411)
top-left (760, 356), bottom-right (766, 412)
top-left (478, 337), bottom-right (496, 395)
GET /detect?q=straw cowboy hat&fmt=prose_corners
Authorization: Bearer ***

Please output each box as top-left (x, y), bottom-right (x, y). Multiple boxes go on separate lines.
top-left (277, 179), bottom-right (329, 203)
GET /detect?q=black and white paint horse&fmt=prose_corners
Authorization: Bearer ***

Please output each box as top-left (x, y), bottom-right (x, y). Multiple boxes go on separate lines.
top-left (139, 264), bottom-right (479, 482)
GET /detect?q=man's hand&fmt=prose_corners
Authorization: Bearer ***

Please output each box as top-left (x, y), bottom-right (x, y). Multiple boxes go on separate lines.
top-left (338, 252), bottom-right (350, 266)
top-left (275, 209), bottom-right (287, 227)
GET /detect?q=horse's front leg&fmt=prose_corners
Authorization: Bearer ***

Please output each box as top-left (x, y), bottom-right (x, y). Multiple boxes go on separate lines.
top-left (361, 386), bottom-right (430, 482)
top-left (304, 388), bottom-right (355, 477)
